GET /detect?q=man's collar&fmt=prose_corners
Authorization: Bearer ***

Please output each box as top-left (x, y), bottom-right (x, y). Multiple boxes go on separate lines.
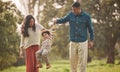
top-left (75, 11), bottom-right (84, 17)
top-left (79, 11), bottom-right (84, 16)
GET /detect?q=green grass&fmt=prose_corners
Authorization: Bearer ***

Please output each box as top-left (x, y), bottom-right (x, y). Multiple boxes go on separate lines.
top-left (1, 60), bottom-right (120, 72)
top-left (87, 60), bottom-right (120, 72)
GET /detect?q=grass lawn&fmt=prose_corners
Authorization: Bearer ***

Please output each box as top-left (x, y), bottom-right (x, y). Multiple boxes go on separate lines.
top-left (1, 59), bottom-right (120, 72)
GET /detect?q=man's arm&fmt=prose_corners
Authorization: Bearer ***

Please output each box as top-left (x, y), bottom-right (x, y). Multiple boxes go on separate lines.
top-left (54, 12), bottom-right (71, 24)
top-left (87, 16), bottom-right (94, 48)
top-left (87, 16), bottom-right (94, 41)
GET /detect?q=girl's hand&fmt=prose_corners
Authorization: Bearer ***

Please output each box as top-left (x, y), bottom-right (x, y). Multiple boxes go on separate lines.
top-left (51, 25), bottom-right (56, 31)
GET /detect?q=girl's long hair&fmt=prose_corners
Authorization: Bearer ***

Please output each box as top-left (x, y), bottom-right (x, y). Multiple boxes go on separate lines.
top-left (21, 15), bottom-right (36, 37)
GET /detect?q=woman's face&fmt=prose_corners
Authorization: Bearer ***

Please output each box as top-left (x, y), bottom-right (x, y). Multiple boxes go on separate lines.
top-left (29, 18), bottom-right (35, 27)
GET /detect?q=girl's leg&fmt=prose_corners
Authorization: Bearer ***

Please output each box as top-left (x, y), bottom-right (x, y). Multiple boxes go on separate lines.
top-left (42, 49), bottom-right (51, 69)
top-left (36, 49), bottom-right (42, 62)
top-left (35, 49), bottom-right (43, 68)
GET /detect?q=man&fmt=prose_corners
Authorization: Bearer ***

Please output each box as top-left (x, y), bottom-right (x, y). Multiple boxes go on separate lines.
top-left (54, 2), bottom-right (94, 72)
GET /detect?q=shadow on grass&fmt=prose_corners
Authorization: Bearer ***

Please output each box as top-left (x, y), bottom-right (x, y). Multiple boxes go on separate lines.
top-left (64, 68), bottom-right (69, 72)
top-left (52, 60), bottom-right (69, 64)
top-left (88, 63), bottom-right (107, 67)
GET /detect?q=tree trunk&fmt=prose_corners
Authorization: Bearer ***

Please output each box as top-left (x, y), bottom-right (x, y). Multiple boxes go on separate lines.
top-left (107, 44), bottom-right (115, 64)
top-left (106, 28), bottom-right (117, 64)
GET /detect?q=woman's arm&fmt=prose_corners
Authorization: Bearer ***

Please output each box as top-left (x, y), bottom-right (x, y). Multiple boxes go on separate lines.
top-left (19, 35), bottom-right (25, 58)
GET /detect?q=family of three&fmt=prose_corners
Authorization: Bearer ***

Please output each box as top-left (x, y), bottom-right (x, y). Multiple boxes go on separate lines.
top-left (19, 2), bottom-right (94, 72)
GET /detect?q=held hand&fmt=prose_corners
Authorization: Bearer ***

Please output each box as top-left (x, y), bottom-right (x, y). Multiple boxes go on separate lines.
top-left (51, 25), bottom-right (56, 31)
top-left (88, 41), bottom-right (94, 48)
top-left (53, 19), bottom-right (57, 25)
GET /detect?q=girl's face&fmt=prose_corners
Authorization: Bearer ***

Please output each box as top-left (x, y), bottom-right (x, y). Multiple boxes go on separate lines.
top-left (29, 18), bottom-right (34, 27)
top-left (43, 33), bottom-right (50, 39)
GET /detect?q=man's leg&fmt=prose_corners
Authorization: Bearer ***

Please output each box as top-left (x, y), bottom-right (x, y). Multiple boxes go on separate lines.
top-left (69, 42), bottom-right (78, 72)
top-left (78, 40), bottom-right (88, 72)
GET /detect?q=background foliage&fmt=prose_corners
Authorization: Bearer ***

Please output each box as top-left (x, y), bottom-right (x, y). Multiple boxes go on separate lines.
top-left (0, 0), bottom-right (120, 70)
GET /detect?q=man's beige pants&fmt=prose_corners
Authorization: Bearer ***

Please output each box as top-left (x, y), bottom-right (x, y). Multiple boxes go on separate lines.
top-left (69, 40), bottom-right (88, 72)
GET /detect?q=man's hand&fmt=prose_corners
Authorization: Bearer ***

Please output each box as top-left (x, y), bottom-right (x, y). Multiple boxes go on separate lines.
top-left (53, 19), bottom-right (57, 25)
top-left (88, 41), bottom-right (94, 48)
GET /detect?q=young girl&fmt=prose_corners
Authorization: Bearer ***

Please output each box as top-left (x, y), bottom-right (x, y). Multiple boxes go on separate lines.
top-left (35, 26), bottom-right (56, 69)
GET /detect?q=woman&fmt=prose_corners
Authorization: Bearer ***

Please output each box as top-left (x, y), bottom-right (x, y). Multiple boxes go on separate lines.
top-left (19, 15), bottom-right (44, 72)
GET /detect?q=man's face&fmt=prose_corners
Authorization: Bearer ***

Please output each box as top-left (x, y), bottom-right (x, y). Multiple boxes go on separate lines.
top-left (72, 7), bottom-right (81, 15)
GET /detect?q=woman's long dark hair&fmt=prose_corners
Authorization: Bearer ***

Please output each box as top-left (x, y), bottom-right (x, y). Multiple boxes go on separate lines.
top-left (21, 15), bottom-right (36, 37)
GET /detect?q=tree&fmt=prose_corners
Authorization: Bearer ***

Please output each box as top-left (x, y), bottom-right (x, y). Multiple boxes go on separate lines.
top-left (84, 0), bottom-right (120, 64)
top-left (0, 1), bottom-right (21, 70)
top-left (77, 0), bottom-right (120, 64)
top-left (101, 0), bottom-right (120, 64)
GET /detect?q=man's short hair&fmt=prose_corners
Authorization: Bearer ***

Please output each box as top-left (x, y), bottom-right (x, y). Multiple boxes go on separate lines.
top-left (72, 2), bottom-right (81, 8)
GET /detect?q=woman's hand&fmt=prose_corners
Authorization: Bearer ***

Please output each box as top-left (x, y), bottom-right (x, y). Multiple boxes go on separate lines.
top-left (19, 47), bottom-right (24, 58)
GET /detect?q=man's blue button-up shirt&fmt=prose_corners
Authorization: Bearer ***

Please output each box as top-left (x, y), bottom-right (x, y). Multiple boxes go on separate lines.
top-left (56, 11), bottom-right (94, 42)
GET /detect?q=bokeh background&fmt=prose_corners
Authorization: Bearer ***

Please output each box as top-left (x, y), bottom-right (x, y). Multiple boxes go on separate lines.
top-left (0, 0), bottom-right (120, 72)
